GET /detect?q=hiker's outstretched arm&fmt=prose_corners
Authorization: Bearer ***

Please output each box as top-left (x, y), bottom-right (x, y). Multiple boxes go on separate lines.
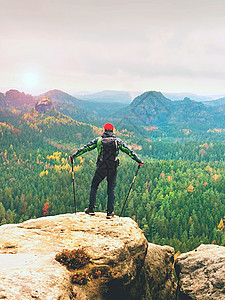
top-left (117, 139), bottom-right (143, 164)
top-left (71, 137), bottom-right (99, 159)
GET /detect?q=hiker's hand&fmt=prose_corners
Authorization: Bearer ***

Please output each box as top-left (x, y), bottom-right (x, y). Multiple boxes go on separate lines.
top-left (139, 163), bottom-right (143, 167)
top-left (69, 155), bottom-right (73, 164)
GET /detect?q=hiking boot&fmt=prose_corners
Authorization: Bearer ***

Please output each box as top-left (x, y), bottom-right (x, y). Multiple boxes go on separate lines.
top-left (84, 208), bottom-right (95, 215)
top-left (106, 211), bottom-right (114, 219)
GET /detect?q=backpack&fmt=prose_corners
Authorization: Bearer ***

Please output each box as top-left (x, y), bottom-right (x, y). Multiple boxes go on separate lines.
top-left (98, 136), bottom-right (118, 168)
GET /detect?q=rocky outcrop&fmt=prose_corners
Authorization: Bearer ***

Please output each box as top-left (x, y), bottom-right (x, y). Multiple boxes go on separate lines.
top-left (35, 97), bottom-right (52, 113)
top-left (0, 213), bottom-right (176, 300)
top-left (175, 244), bottom-right (225, 300)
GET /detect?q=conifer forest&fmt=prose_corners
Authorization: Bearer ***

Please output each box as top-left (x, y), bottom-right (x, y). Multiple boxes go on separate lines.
top-left (1, 97), bottom-right (225, 254)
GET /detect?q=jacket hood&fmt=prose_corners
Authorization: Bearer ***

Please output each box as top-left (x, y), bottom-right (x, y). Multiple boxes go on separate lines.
top-left (102, 130), bottom-right (116, 138)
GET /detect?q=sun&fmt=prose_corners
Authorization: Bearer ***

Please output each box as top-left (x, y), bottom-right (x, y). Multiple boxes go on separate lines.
top-left (22, 71), bottom-right (39, 90)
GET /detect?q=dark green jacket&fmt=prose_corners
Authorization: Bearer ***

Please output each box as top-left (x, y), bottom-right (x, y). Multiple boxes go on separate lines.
top-left (71, 131), bottom-right (143, 164)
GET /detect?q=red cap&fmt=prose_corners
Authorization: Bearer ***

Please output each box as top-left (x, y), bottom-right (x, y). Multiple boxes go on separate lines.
top-left (103, 123), bottom-right (114, 131)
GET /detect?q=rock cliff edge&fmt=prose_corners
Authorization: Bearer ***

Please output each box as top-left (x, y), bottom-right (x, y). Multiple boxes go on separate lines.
top-left (0, 213), bottom-right (176, 300)
top-left (175, 244), bottom-right (225, 300)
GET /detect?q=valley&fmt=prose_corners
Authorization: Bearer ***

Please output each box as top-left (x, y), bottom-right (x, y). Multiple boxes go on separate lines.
top-left (1, 89), bottom-right (225, 253)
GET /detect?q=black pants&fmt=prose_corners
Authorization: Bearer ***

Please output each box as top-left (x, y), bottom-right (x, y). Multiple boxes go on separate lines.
top-left (89, 166), bottom-right (117, 213)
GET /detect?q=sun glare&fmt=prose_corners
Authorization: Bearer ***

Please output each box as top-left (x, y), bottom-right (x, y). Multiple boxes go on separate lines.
top-left (22, 72), bottom-right (39, 90)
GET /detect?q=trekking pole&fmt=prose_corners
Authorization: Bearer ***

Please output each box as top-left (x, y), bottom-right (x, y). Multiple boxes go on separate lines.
top-left (119, 164), bottom-right (141, 217)
top-left (70, 157), bottom-right (76, 214)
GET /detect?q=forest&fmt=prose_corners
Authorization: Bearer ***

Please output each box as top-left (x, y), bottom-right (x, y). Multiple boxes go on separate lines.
top-left (1, 107), bottom-right (225, 253)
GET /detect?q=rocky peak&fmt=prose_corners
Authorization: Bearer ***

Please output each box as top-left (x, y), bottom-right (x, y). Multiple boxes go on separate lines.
top-left (35, 96), bottom-right (53, 113)
top-left (128, 91), bottom-right (173, 126)
top-left (130, 91), bottom-right (172, 108)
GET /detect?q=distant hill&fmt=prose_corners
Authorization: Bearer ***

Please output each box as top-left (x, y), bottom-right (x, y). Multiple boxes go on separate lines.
top-left (115, 91), bottom-right (225, 129)
top-left (0, 89), bottom-right (128, 124)
top-left (35, 89), bottom-right (131, 123)
top-left (0, 90), bottom-right (35, 110)
top-left (5, 90), bottom-right (35, 107)
top-left (129, 91), bottom-right (173, 125)
top-left (2, 88), bottom-right (225, 130)
top-left (34, 89), bottom-right (93, 123)
top-left (202, 97), bottom-right (225, 107)
top-left (0, 89), bottom-right (92, 123)
top-left (75, 90), bottom-right (138, 103)
top-left (171, 97), bottom-right (207, 125)
top-left (163, 92), bottom-right (213, 102)
top-left (35, 89), bottom-right (82, 106)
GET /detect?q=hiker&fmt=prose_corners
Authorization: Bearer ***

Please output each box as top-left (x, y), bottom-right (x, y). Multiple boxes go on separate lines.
top-left (69, 123), bottom-right (143, 219)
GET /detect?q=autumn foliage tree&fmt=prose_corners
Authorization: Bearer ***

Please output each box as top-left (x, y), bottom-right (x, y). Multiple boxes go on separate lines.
top-left (42, 202), bottom-right (50, 216)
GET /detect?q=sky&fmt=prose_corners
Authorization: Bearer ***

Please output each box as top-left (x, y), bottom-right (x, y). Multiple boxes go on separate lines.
top-left (1, 0), bottom-right (225, 96)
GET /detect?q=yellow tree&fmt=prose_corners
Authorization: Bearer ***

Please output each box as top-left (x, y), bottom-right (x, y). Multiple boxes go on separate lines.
top-left (217, 218), bottom-right (225, 232)
top-left (205, 165), bottom-right (213, 174)
top-left (187, 184), bottom-right (195, 192)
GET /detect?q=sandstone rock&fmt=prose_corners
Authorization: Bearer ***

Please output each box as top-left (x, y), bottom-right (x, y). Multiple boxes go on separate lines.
top-left (132, 243), bottom-right (177, 300)
top-left (35, 97), bottom-right (52, 113)
top-left (175, 244), bottom-right (225, 300)
top-left (0, 213), bottom-right (175, 299)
